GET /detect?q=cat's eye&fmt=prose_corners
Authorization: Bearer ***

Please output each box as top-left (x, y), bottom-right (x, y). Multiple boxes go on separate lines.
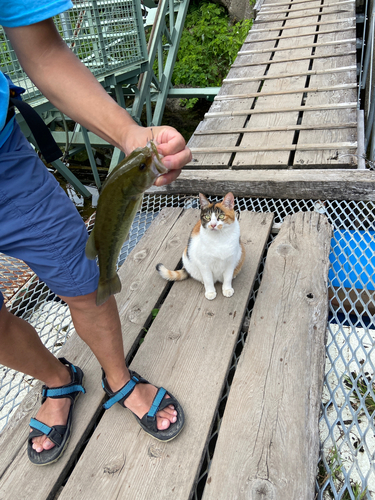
top-left (218, 214), bottom-right (225, 220)
top-left (204, 215), bottom-right (211, 221)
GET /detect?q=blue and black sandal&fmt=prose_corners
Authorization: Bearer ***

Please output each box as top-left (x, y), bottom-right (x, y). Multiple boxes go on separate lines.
top-left (102, 369), bottom-right (185, 442)
top-left (28, 357), bottom-right (85, 466)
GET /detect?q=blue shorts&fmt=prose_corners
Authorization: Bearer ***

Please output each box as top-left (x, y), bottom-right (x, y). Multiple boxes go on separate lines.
top-left (0, 122), bottom-right (99, 310)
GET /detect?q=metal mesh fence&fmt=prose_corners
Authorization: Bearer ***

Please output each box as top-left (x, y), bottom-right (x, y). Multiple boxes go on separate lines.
top-left (0, 0), bottom-right (147, 104)
top-left (1, 193), bottom-right (375, 499)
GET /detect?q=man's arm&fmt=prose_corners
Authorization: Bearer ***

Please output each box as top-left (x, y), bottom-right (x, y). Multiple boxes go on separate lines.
top-left (5, 19), bottom-right (191, 185)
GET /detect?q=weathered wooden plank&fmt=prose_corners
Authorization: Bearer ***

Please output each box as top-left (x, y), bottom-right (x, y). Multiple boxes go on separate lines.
top-left (0, 207), bottom-right (194, 499)
top-left (187, 10), bottom-right (287, 168)
top-left (262, 0), bottom-right (354, 9)
top-left (250, 17), bottom-right (356, 32)
top-left (55, 211), bottom-right (274, 500)
top-left (259, 0), bottom-right (354, 15)
top-left (214, 83), bottom-right (357, 100)
top-left (239, 38), bottom-right (356, 54)
top-left (293, 0), bottom-right (357, 167)
top-left (243, 26), bottom-right (355, 43)
top-left (232, 50), bottom-right (357, 67)
top-left (204, 102), bottom-right (357, 118)
top-left (145, 169), bottom-right (375, 201)
top-left (223, 65), bottom-right (356, 83)
top-left (194, 122), bottom-right (357, 135)
top-left (190, 142), bottom-right (357, 153)
top-left (202, 211), bottom-right (332, 500)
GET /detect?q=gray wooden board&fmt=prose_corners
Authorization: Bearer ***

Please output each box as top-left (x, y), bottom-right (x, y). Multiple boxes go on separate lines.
top-left (293, 6), bottom-right (357, 167)
top-left (234, 5), bottom-right (322, 167)
top-left (55, 210), bottom-right (274, 500)
top-left (145, 168), bottom-right (375, 201)
top-left (0, 207), bottom-right (196, 499)
top-left (187, 22), bottom-right (284, 168)
top-left (202, 211), bottom-right (332, 500)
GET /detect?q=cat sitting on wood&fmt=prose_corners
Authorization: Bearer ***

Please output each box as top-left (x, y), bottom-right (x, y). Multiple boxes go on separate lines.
top-left (156, 192), bottom-right (245, 300)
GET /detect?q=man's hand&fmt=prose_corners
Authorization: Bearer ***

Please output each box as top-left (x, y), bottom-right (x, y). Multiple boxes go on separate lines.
top-left (121, 124), bottom-right (192, 187)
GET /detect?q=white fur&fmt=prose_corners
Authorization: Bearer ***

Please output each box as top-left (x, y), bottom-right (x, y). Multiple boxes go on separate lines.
top-left (182, 214), bottom-right (242, 300)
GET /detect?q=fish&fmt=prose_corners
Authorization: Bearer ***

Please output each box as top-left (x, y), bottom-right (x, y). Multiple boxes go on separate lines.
top-left (85, 140), bottom-right (167, 306)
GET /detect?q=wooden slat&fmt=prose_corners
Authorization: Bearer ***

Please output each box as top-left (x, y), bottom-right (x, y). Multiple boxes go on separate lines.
top-left (243, 26), bottom-right (355, 43)
top-left (202, 211), bottom-right (332, 500)
top-left (194, 122), bottom-right (357, 135)
top-left (240, 38), bottom-right (356, 54)
top-left (190, 142), bottom-right (357, 153)
top-left (146, 169), bottom-right (375, 201)
top-left (293, 0), bottom-right (357, 166)
top-left (232, 50), bottom-right (357, 67)
top-left (54, 211), bottom-right (274, 500)
top-left (205, 102), bottom-right (357, 117)
top-left (262, 0), bottom-right (353, 8)
top-left (214, 83), bottom-right (357, 100)
top-left (260, 0), bottom-right (354, 15)
top-left (250, 17), bottom-right (355, 32)
top-left (223, 65), bottom-right (356, 83)
top-left (255, 8), bottom-right (355, 23)
top-left (0, 208), bottom-right (195, 499)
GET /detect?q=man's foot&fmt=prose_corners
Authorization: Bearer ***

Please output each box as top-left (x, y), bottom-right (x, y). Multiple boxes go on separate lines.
top-left (102, 370), bottom-right (185, 441)
top-left (109, 377), bottom-right (177, 431)
top-left (30, 364), bottom-right (71, 453)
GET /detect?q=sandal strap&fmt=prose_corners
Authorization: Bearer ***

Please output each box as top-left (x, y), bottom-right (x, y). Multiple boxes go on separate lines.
top-left (41, 357), bottom-right (86, 401)
top-left (147, 388), bottom-right (167, 418)
top-left (102, 372), bottom-right (140, 410)
top-left (29, 418), bottom-right (66, 446)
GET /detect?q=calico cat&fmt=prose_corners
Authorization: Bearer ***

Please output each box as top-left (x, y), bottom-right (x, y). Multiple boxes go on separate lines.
top-left (156, 192), bottom-right (245, 300)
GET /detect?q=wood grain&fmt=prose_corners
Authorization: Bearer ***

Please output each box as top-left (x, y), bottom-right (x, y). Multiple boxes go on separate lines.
top-left (202, 211), bottom-right (332, 500)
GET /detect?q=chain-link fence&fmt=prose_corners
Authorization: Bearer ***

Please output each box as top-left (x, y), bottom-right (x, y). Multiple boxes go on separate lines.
top-left (1, 193), bottom-right (375, 498)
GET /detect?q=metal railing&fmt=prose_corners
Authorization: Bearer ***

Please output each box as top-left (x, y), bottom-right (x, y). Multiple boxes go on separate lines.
top-left (358, 0), bottom-right (375, 164)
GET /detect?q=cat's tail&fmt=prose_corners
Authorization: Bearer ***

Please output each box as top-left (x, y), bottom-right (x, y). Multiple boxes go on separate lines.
top-left (156, 263), bottom-right (189, 281)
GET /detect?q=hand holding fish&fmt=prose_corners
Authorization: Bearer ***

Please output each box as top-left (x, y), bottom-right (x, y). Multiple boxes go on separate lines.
top-left (121, 124), bottom-right (192, 187)
top-left (87, 128), bottom-right (191, 306)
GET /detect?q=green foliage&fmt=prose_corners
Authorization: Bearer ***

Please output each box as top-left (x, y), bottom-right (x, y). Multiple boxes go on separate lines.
top-left (173, 2), bottom-right (252, 108)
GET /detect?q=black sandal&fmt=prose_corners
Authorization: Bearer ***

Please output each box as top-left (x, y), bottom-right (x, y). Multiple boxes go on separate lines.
top-left (28, 357), bottom-right (85, 466)
top-left (102, 369), bottom-right (185, 442)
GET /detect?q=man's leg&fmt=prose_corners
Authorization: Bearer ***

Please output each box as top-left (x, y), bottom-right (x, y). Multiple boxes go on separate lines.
top-left (0, 302), bottom-right (72, 453)
top-left (29, 292), bottom-right (177, 452)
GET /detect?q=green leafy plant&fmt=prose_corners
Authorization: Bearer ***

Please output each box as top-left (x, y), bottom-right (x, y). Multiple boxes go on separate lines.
top-left (172, 2), bottom-right (253, 108)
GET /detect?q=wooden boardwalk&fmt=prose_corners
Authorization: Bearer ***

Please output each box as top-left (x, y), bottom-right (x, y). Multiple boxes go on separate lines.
top-left (0, 208), bottom-right (332, 500)
top-left (0, 0), bottom-right (361, 498)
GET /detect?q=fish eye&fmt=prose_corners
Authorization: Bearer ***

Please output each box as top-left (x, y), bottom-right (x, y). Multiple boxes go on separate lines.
top-left (139, 163), bottom-right (147, 171)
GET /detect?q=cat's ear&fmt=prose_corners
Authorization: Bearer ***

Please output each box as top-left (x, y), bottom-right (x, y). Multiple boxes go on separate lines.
top-left (199, 193), bottom-right (210, 210)
top-left (222, 192), bottom-right (235, 210)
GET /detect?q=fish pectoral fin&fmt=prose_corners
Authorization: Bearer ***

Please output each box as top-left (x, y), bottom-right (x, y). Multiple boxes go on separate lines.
top-left (96, 274), bottom-right (122, 306)
top-left (85, 230), bottom-right (98, 260)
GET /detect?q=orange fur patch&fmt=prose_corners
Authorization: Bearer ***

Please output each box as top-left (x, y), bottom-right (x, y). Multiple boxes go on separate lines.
top-left (215, 202), bottom-right (236, 224)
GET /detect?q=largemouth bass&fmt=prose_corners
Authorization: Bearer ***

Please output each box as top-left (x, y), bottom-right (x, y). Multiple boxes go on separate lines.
top-left (85, 140), bottom-right (167, 306)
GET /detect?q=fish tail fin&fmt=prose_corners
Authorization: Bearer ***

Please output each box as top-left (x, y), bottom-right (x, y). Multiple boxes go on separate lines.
top-left (96, 274), bottom-right (122, 306)
top-left (156, 263), bottom-right (189, 282)
top-left (85, 230), bottom-right (98, 260)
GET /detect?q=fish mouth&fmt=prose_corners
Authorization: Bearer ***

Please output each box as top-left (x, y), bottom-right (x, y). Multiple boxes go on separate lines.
top-left (148, 140), bottom-right (168, 176)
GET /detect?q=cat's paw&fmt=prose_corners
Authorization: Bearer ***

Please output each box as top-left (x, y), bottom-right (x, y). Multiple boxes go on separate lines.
top-left (205, 290), bottom-right (217, 300)
top-left (222, 287), bottom-right (234, 298)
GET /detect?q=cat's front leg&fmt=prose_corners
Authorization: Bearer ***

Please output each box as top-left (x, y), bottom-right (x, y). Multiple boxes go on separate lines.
top-left (222, 268), bottom-right (235, 298)
top-left (200, 268), bottom-right (217, 300)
